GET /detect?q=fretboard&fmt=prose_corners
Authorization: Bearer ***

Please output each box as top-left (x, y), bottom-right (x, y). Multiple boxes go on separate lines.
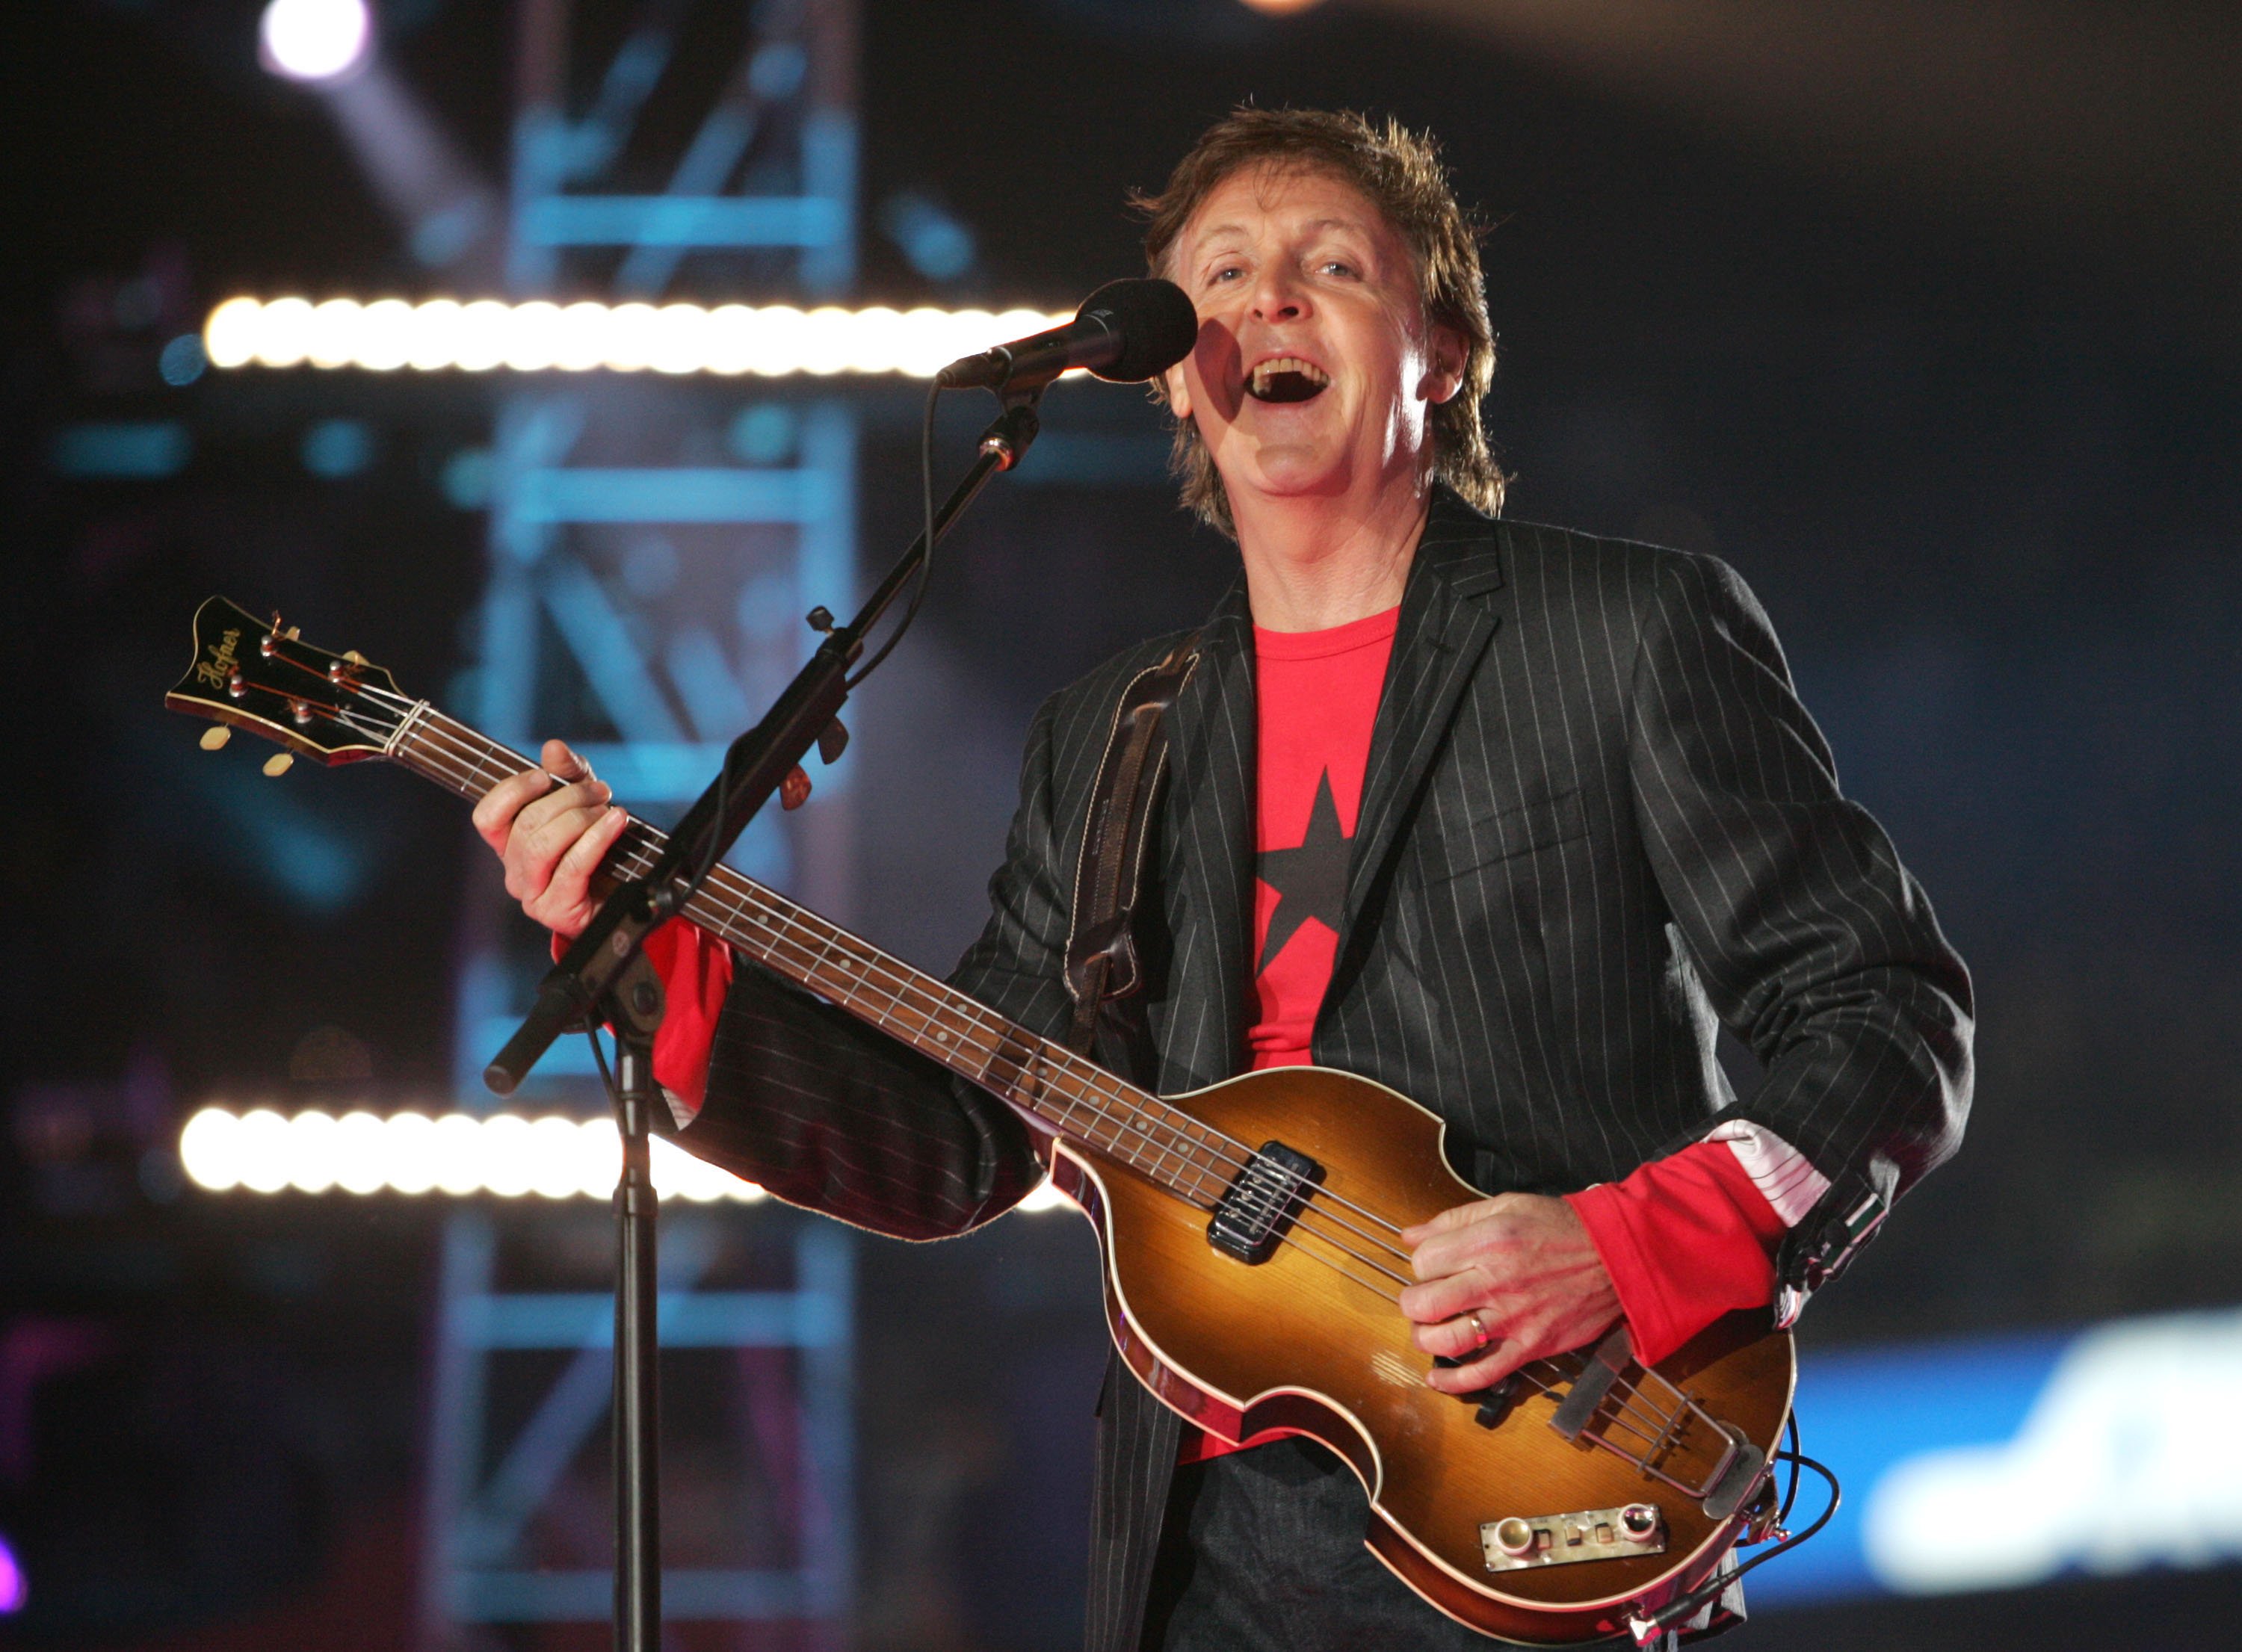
top-left (392, 705), bottom-right (1235, 1206)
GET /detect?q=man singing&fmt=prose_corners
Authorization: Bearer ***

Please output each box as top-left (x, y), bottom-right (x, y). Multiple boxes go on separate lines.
top-left (473, 108), bottom-right (1971, 1650)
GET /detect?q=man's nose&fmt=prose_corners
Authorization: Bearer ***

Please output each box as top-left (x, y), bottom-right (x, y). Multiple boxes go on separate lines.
top-left (1250, 269), bottom-right (1309, 322)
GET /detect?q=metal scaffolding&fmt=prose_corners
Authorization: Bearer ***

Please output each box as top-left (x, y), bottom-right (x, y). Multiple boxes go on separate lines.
top-left (421, 2), bottom-right (861, 1643)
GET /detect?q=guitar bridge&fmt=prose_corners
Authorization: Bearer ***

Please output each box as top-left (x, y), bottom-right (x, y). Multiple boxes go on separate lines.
top-left (1207, 1141), bottom-right (1323, 1263)
top-left (1547, 1326), bottom-right (1767, 1519)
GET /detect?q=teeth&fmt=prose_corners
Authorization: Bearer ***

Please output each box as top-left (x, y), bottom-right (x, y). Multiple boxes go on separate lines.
top-left (1249, 356), bottom-right (1331, 395)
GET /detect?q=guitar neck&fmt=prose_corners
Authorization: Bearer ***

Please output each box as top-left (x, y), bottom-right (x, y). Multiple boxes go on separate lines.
top-left (392, 705), bottom-right (1224, 1200)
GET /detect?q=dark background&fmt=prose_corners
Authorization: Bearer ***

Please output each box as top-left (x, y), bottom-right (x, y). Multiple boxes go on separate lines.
top-left (6, 1), bottom-right (2240, 1648)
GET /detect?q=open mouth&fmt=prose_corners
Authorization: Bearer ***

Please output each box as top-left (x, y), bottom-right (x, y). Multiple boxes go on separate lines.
top-left (1246, 356), bottom-right (1330, 403)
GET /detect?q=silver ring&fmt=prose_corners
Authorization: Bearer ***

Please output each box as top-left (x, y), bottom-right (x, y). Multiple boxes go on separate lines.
top-left (1466, 1311), bottom-right (1492, 1351)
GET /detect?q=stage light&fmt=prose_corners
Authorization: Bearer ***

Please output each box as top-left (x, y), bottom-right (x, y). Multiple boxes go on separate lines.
top-left (176, 1103), bottom-right (1071, 1212)
top-left (259, 0), bottom-right (374, 84)
top-left (333, 1110), bottom-right (388, 1193)
top-left (0, 1529), bottom-right (22, 1615)
top-left (176, 1104), bottom-right (770, 1203)
top-left (203, 296), bottom-right (1075, 379)
top-left (285, 1108), bottom-right (341, 1192)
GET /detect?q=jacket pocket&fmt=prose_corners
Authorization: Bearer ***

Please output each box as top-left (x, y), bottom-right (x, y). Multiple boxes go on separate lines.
top-left (1426, 787), bottom-right (1588, 884)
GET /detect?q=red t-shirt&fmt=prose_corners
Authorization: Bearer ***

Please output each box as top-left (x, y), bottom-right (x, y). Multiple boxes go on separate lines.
top-left (1248, 607), bottom-right (1402, 1067)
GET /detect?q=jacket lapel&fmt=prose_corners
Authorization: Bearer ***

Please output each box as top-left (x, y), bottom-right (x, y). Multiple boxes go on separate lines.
top-left (1159, 583), bottom-right (1256, 1083)
top-left (1341, 492), bottom-right (1507, 938)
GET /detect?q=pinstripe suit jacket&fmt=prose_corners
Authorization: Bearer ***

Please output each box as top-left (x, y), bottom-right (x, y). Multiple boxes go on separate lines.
top-left (677, 487), bottom-right (1974, 1651)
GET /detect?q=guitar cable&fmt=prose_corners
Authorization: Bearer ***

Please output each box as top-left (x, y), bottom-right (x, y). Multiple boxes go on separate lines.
top-left (1776, 1411), bottom-right (1803, 1529)
top-left (1633, 1412), bottom-right (1838, 1640)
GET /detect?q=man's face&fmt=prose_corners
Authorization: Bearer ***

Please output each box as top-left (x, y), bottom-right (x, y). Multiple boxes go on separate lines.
top-left (1164, 164), bottom-right (1463, 519)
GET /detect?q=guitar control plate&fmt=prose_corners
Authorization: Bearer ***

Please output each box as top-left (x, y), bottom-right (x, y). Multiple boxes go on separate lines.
top-left (1480, 1503), bottom-right (1666, 1572)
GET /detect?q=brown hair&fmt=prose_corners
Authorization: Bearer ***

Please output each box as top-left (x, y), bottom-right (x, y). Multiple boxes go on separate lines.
top-left (1131, 107), bottom-right (1504, 537)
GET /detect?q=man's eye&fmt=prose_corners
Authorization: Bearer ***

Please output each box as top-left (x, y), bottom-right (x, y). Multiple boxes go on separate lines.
top-left (1318, 259), bottom-right (1358, 278)
top-left (1207, 265), bottom-right (1244, 284)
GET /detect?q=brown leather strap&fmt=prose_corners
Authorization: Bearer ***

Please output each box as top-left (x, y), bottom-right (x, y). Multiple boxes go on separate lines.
top-left (1063, 635), bottom-right (1201, 1054)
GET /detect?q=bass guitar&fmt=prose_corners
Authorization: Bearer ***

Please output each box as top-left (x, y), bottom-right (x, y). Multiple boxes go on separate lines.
top-left (167, 596), bottom-right (1793, 1645)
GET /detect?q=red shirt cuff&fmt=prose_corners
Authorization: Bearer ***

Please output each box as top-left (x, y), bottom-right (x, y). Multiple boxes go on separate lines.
top-left (1564, 1140), bottom-right (1788, 1368)
top-left (549, 920), bottom-right (732, 1118)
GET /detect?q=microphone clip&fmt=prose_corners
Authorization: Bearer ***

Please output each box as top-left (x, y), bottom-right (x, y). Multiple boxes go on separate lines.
top-left (977, 388), bottom-right (1043, 472)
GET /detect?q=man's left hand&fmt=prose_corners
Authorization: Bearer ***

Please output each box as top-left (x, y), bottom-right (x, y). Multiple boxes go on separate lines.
top-left (1399, 1194), bottom-right (1622, 1394)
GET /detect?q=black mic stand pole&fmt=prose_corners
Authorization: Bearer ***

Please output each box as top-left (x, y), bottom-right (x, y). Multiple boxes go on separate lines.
top-left (604, 952), bottom-right (666, 1652)
top-left (483, 388), bottom-right (1045, 1652)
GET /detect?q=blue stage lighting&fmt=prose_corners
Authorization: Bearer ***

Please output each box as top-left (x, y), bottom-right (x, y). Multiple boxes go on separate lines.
top-left (50, 422), bottom-right (191, 480)
top-left (159, 333), bottom-right (208, 386)
top-left (300, 418), bottom-right (374, 479)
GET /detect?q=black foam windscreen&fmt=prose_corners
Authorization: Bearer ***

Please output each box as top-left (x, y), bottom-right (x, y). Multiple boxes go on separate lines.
top-left (1079, 278), bottom-right (1201, 383)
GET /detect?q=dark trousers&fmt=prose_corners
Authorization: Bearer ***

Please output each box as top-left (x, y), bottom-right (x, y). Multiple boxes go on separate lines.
top-left (1139, 1438), bottom-right (1683, 1652)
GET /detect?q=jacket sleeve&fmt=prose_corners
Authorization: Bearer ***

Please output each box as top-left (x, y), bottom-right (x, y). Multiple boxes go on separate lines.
top-left (1625, 551), bottom-right (1974, 1264)
top-left (664, 696), bottom-right (1078, 1240)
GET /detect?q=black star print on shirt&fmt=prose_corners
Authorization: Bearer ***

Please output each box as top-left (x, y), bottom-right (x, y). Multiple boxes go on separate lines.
top-left (1256, 767), bottom-right (1353, 974)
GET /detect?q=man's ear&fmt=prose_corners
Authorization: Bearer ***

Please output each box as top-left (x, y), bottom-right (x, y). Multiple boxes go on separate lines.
top-left (1163, 359), bottom-right (1194, 421)
top-left (1421, 321), bottom-right (1466, 407)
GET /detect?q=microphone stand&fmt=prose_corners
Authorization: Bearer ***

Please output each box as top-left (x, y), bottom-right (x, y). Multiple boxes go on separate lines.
top-left (483, 386), bottom-right (1044, 1652)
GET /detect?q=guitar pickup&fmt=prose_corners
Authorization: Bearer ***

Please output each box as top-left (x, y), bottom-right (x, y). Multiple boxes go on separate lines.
top-left (1207, 1141), bottom-right (1322, 1263)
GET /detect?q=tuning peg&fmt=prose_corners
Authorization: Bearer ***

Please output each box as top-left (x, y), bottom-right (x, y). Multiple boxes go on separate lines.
top-left (263, 752), bottom-right (294, 777)
top-left (199, 726), bottom-right (232, 751)
top-left (780, 764), bottom-right (812, 810)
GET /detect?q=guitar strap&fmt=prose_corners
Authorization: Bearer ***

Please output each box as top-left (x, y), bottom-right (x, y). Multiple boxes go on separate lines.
top-left (1062, 634), bottom-right (1202, 1056)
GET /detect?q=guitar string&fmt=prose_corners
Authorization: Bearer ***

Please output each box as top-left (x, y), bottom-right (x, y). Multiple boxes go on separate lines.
top-left (244, 661), bottom-right (1706, 1458)
top-left (290, 665), bottom-right (1401, 1235)
top-left (382, 704), bottom-right (1703, 1459)
top-left (276, 670), bottom-right (1492, 1276)
top-left (451, 723), bottom-right (1430, 1286)
top-left (386, 702), bottom-right (1422, 1266)
top-left (291, 687), bottom-right (1699, 1455)
top-left (377, 704), bottom-right (1701, 1456)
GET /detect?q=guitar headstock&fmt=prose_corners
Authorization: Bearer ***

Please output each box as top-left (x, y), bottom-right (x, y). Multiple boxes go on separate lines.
top-left (165, 596), bottom-right (414, 767)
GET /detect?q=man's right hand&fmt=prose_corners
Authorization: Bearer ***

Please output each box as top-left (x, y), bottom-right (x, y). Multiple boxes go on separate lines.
top-left (470, 738), bottom-right (632, 940)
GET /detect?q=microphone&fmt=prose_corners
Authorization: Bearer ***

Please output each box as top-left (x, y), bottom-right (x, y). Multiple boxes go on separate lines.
top-left (936, 278), bottom-right (1199, 392)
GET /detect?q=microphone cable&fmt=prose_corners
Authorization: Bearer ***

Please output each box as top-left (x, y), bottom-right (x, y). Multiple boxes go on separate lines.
top-left (576, 377), bottom-right (949, 1102)
top-left (846, 379), bottom-right (942, 690)
top-left (676, 377), bottom-right (942, 919)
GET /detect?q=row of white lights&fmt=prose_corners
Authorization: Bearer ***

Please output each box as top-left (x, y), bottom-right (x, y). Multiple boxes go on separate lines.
top-left (203, 296), bottom-right (1076, 378)
top-left (178, 1104), bottom-right (1069, 1210)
